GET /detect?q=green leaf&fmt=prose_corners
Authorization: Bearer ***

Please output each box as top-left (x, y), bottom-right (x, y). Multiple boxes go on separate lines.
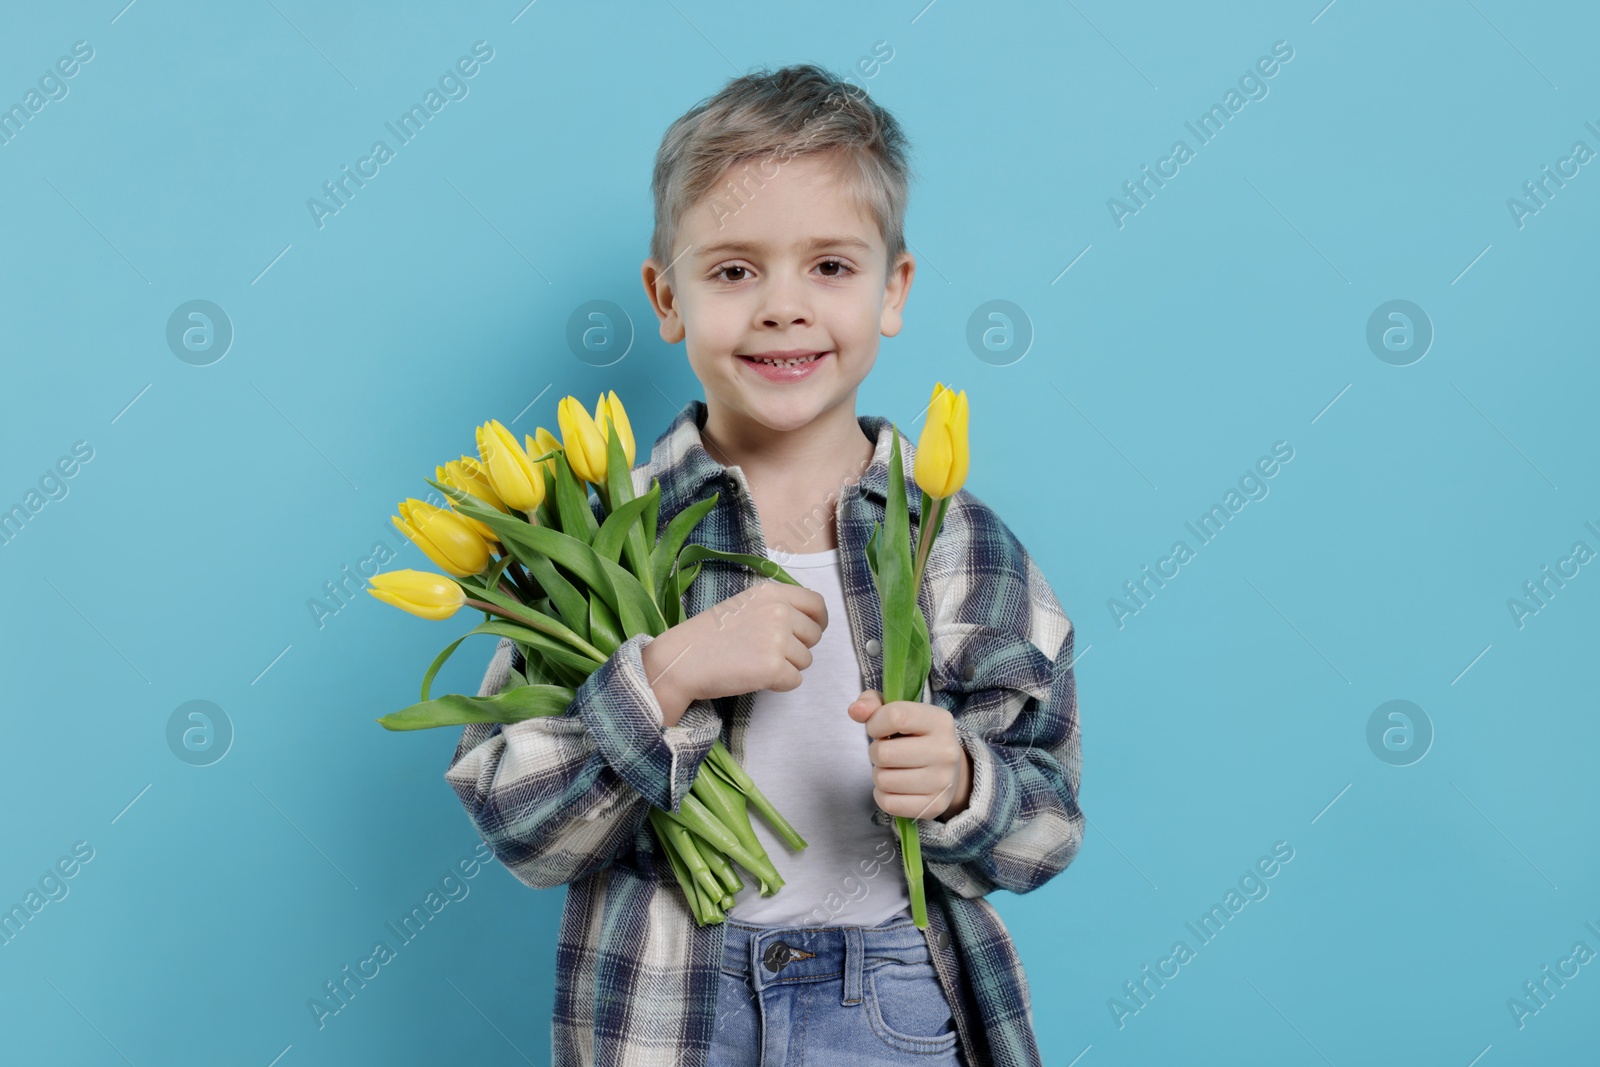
top-left (464, 619), bottom-right (604, 680)
top-left (552, 448), bottom-right (599, 545)
top-left (650, 494), bottom-right (719, 602)
top-left (420, 635), bottom-right (469, 703)
top-left (587, 591), bottom-right (624, 658)
top-left (534, 464), bottom-right (557, 529)
top-left (416, 620), bottom-right (597, 703)
top-left (436, 483), bottom-right (660, 635)
top-left (455, 576), bottom-right (605, 662)
top-left (522, 640), bottom-right (591, 688)
top-left (481, 551), bottom-right (515, 593)
top-left (603, 421), bottom-right (633, 508)
top-left (591, 485), bottom-right (657, 566)
top-left (600, 431), bottom-right (656, 593)
top-left (657, 555), bottom-right (700, 629)
top-left (520, 551), bottom-right (591, 644)
top-left (376, 681), bottom-right (577, 731)
top-left (643, 478), bottom-right (661, 560)
top-left (876, 427), bottom-right (923, 704)
top-left (519, 644), bottom-right (552, 685)
top-left (595, 551), bottom-right (668, 636)
top-left (673, 544), bottom-right (800, 586)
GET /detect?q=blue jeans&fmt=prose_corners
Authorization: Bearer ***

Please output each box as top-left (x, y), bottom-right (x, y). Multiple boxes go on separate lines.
top-left (708, 912), bottom-right (967, 1065)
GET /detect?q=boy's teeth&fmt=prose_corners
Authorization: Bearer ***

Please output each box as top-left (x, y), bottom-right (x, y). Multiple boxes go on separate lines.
top-left (751, 353), bottom-right (820, 366)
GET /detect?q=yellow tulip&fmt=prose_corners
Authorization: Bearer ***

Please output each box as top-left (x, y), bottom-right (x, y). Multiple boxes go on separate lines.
top-left (367, 569), bottom-right (467, 621)
top-left (914, 382), bottom-right (970, 499)
top-left (436, 457), bottom-right (507, 542)
top-left (596, 389), bottom-right (636, 469)
top-left (392, 498), bottom-right (492, 578)
top-left (529, 427), bottom-right (562, 482)
top-left (442, 456), bottom-right (507, 511)
top-left (475, 420), bottom-right (545, 512)
top-left (558, 395), bottom-right (609, 485)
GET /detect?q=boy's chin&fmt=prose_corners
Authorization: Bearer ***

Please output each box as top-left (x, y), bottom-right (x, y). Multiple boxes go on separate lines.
top-left (713, 389), bottom-right (851, 435)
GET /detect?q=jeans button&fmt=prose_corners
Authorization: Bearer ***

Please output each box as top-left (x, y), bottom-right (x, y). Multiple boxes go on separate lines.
top-left (865, 637), bottom-right (882, 657)
top-left (762, 940), bottom-right (815, 973)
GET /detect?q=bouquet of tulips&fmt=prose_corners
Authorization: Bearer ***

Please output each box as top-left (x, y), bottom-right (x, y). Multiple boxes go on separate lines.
top-left (865, 381), bottom-right (969, 930)
top-left (369, 392), bottom-right (807, 925)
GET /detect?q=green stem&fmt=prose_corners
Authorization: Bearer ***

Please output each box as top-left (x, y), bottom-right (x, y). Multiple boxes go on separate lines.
top-left (462, 597), bottom-right (607, 664)
top-left (897, 815), bottom-right (928, 929)
top-left (652, 815), bottom-right (714, 925)
top-left (664, 795), bottom-right (784, 889)
top-left (505, 558), bottom-right (537, 601)
top-left (705, 741), bottom-right (808, 851)
top-left (911, 494), bottom-right (947, 593)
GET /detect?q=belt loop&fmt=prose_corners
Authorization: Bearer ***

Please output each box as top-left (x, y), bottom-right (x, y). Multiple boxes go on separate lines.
top-left (842, 926), bottom-right (864, 1005)
top-left (748, 928), bottom-right (765, 991)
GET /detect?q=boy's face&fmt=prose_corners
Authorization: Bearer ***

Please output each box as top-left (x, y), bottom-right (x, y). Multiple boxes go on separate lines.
top-left (642, 150), bottom-right (914, 436)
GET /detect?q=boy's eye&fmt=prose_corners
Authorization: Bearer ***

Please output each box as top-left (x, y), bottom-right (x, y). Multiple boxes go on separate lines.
top-left (816, 259), bottom-right (855, 278)
top-left (712, 264), bottom-right (750, 283)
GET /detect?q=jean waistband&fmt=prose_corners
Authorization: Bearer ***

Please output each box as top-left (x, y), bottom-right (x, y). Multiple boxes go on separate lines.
top-left (720, 914), bottom-right (931, 1003)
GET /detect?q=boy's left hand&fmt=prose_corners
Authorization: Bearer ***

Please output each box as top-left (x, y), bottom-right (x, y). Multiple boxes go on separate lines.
top-left (847, 690), bottom-right (972, 822)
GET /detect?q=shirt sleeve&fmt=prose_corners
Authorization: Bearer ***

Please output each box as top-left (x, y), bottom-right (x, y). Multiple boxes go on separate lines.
top-left (443, 631), bottom-right (724, 891)
top-left (902, 531), bottom-right (1084, 900)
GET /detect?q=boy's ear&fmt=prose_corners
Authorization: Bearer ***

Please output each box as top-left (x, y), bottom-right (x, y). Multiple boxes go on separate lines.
top-left (878, 251), bottom-right (915, 338)
top-left (641, 257), bottom-right (686, 344)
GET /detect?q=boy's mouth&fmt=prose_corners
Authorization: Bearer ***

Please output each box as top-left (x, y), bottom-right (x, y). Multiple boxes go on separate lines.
top-left (736, 349), bottom-right (832, 383)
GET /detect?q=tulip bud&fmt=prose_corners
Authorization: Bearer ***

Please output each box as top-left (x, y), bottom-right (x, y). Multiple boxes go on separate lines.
top-left (528, 426), bottom-right (562, 485)
top-left (596, 389), bottom-right (636, 468)
top-left (558, 396), bottom-right (609, 485)
top-left (392, 498), bottom-right (492, 578)
top-left (436, 458), bottom-right (506, 543)
top-left (475, 420), bottom-right (545, 512)
top-left (915, 382), bottom-right (970, 499)
top-left (367, 569), bottom-right (467, 621)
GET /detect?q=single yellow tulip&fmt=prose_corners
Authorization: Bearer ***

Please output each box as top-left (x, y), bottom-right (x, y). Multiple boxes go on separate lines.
top-left (475, 420), bottom-right (545, 512)
top-left (595, 389), bottom-right (636, 469)
top-left (914, 382), bottom-right (970, 499)
top-left (442, 456), bottom-right (508, 511)
top-left (367, 569), bottom-right (467, 621)
top-left (558, 395), bottom-right (609, 485)
top-left (436, 458), bottom-right (507, 543)
top-left (392, 498), bottom-right (492, 578)
top-left (529, 427), bottom-right (562, 482)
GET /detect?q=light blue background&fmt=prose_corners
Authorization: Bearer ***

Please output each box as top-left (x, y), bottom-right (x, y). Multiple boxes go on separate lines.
top-left (2, 1), bottom-right (1596, 1064)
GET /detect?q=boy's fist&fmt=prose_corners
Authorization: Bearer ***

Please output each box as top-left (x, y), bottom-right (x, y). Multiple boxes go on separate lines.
top-left (848, 690), bottom-right (972, 822)
top-left (641, 580), bottom-right (828, 727)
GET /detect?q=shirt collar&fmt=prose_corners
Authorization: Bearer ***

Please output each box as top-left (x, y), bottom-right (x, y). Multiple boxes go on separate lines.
top-left (651, 398), bottom-right (924, 522)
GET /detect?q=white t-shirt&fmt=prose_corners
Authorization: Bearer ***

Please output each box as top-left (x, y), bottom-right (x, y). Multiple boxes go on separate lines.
top-left (725, 545), bottom-right (912, 927)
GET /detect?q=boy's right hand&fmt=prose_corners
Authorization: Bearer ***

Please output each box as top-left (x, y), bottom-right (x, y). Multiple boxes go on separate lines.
top-left (639, 581), bottom-right (828, 728)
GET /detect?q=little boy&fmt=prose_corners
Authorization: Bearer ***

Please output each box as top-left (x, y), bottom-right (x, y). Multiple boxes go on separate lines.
top-left (446, 63), bottom-right (1082, 1067)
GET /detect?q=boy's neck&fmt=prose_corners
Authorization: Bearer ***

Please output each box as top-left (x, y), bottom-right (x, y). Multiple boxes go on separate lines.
top-left (699, 398), bottom-right (877, 553)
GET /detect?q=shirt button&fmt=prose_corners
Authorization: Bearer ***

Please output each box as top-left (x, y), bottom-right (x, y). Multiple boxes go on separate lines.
top-left (936, 931), bottom-right (951, 949)
top-left (864, 638), bottom-right (882, 657)
top-left (961, 659), bottom-right (976, 682)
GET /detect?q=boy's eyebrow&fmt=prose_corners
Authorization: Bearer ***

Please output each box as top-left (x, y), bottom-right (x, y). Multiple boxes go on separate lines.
top-left (695, 235), bottom-right (873, 258)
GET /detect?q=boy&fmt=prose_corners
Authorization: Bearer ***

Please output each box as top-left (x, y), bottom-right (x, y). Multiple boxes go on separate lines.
top-left (445, 63), bottom-right (1082, 1067)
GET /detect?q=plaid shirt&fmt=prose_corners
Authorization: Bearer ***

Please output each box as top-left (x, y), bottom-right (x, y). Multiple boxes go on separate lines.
top-left (446, 398), bottom-right (1082, 1067)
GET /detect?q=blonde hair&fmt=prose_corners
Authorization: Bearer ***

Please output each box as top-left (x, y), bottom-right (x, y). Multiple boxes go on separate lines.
top-left (649, 63), bottom-right (915, 276)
